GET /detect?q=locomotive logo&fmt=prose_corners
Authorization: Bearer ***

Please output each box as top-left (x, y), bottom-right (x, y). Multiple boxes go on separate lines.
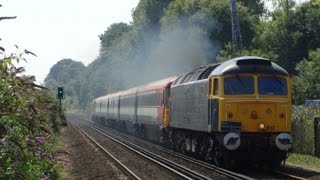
top-left (223, 132), bottom-right (241, 150)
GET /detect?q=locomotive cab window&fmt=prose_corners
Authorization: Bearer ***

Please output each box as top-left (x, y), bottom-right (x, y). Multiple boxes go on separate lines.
top-left (210, 78), bottom-right (219, 96)
top-left (258, 76), bottom-right (287, 95)
top-left (214, 78), bottom-right (219, 96)
top-left (224, 76), bottom-right (254, 95)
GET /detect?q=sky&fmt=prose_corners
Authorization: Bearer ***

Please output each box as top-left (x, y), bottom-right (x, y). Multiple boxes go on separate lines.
top-left (0, 0), bottom-right (139, 83)
top-left (0, 0), bottom-right (309, 84)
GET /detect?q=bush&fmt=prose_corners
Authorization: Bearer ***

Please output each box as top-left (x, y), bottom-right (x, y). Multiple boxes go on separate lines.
top-left (292, 106), bottom-right (319, 156)
top-left (0, 52), bottom-right (61, 179)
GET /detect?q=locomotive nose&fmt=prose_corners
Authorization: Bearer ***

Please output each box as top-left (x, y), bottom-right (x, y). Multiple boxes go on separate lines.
top-left (275, 133), bottom-right (292, 151)
top-left (223, 132), bottom-right (241, 150)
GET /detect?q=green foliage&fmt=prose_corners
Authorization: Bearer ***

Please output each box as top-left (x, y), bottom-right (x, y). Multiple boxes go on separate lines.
top-left (44, 59), bottom-right (85, 110)
top-left (161, 0), bottom-right (259, 49)
top-left (238, 0), bottom-right (265, 16)
top-left (0, 52), bottom-right (60, 179)
top-left (99, 23), bottom-right (132, 54)
top-left (253, 0), bottom-right (320, 74)
top-left (292, 48), bottom-right (320, 104)
top-left (217, 42), bottom-right (278, 62)
top-left (133, 0), bottom-right (171, 30)
top-left (287, 153), bottom-right (320, 169)
top-left (44, 0), bottom-right (320, 114)
top-left (292, 106), bottom-right (319, 155)
top-left (45, 59), bottom-right (85, 86)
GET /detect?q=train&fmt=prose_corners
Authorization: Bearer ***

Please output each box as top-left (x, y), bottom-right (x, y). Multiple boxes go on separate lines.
top-left (91, 56), bottom-right (293, 169)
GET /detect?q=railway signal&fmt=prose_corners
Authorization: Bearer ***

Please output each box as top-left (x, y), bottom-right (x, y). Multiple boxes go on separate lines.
top-left (57, 86), bottom-right (67, 126)
top-left (57, 86), bottom-right (64, 99)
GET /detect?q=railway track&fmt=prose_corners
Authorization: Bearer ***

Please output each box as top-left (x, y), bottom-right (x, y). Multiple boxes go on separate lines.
top-left (69, 115), bottom-right (315, 180)
top-left (272, 170), bottom-right (308, 180)
top-left (75, 117), bottom-right (253, 180)
top-left (75, 120), bottom-right (213, 179)
top-left (70, 120), bottom-right (141, 180)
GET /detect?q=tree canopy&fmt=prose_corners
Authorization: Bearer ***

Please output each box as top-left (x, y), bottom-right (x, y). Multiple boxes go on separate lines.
top-left (44, 0), bottom-right (320, 108)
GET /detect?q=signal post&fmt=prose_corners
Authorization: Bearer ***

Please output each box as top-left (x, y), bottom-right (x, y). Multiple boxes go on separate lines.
top-left (57, 87), bottom-right (67, 126)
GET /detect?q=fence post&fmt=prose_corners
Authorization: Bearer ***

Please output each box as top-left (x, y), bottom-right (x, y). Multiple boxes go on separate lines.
top-left (315, 117), bottom-right (320, 157)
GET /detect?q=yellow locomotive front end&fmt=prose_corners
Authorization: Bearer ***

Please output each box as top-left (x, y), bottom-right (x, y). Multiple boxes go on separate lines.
top-left (219, 74), bottom-right (292, 133)
top-left (208, 57), bottom-right (293, 167)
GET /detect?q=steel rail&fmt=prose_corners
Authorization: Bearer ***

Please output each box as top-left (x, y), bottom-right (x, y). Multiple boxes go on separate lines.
top-left (78, 120), bottom-right (212, 180)
top-left (82, 118), bottom-right (253, 180)
top-left (70, 120), bottom-right (141, 180)
top-left (74, 116), bottom-right (312, 180)
top-left (273, 170), bottom-right (307, 180)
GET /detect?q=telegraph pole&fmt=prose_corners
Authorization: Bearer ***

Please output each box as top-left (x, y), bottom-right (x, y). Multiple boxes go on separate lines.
top-left (230, 0), bottom-right (243, 56)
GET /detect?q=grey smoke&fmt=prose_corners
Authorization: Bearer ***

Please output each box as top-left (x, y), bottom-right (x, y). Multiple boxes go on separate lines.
top-left (103, 12), bottom-right (223, 92)
top-left (143, 14), bottom-right (222, 82)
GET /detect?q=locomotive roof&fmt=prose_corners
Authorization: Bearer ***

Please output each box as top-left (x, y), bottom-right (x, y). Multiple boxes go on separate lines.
top-left (210, 56), bottom-right (289, 76)
top-left (172, 56), bottom-right (289, 86)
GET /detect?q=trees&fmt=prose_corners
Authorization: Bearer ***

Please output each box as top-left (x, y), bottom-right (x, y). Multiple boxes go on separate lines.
top-left (43, 0), bottom-right (320, 108)
top-left (293, 48), bottom-right (320, 104)
top-left (161, 0), bottom-right (260, 50)
top-left (253, 0), bottom-right (320, 74)
top-left (287, 1), bottom-right (320, 73)
top-left (44, 59), bottom-right (85, 110)
top-left (99, 23), bottom-right (132, 55)
top-left (46, 59), bottom-right (84, 82)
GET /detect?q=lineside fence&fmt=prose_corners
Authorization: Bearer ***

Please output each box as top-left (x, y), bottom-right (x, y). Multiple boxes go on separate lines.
top-left (292, 106), bottom-right (320, 157)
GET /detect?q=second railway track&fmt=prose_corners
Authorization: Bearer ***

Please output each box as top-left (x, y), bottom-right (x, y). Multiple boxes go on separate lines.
top-left (72, 116), bottom-right (254, 180)
top-left (70, 114), bottom-right (318, 180)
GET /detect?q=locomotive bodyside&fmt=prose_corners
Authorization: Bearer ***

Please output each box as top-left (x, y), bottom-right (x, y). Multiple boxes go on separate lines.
top-left (170, 79), bottom-right (209, 132)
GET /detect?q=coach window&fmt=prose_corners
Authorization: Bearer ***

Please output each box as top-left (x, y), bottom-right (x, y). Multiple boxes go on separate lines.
top-left (214, 78), bottom-right (219, 96)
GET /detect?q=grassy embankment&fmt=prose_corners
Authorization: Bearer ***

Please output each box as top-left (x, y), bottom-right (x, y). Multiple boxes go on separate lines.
top-left (287, 153), bottom-right (320, 170)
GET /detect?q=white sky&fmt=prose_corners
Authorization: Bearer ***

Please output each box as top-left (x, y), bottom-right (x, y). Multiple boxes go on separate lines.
top-left (0, 0), bottom-right (139, 83)
top-left (0, 0), bottom-right (309, 84)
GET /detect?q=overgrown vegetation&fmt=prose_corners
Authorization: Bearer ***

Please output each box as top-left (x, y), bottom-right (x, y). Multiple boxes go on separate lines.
top-left (287, 153), bottom-right (320, 169)
top-left (292, 106), bottom-right (320, 156)
top-left (0, 41), bottom-right (62, 179)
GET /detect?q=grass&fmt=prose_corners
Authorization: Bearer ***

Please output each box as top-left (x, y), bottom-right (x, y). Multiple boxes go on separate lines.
top-left (286, 153), bottom-right (320, 170)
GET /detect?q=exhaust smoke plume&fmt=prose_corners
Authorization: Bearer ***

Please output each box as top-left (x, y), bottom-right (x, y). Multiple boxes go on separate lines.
top-left (142, 14), bottom-right (222, 82)
top-left (101, 13), bottom-right (223, 93)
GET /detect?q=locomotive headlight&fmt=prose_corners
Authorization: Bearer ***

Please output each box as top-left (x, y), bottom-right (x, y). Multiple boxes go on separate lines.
top-left (259, 123), bottom-right (265, 129)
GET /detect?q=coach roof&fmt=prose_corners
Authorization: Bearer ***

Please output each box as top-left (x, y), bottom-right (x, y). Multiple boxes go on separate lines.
top-left (210, 56), bottom-right (289, 76)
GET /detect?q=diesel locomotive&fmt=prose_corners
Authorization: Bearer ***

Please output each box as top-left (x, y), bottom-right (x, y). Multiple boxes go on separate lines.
top-left (92, 56), bottom-right (293, 168)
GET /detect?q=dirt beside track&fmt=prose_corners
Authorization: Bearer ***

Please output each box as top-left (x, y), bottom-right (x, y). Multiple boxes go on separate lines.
top-left (58, 124), bottom-right (129, 179)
